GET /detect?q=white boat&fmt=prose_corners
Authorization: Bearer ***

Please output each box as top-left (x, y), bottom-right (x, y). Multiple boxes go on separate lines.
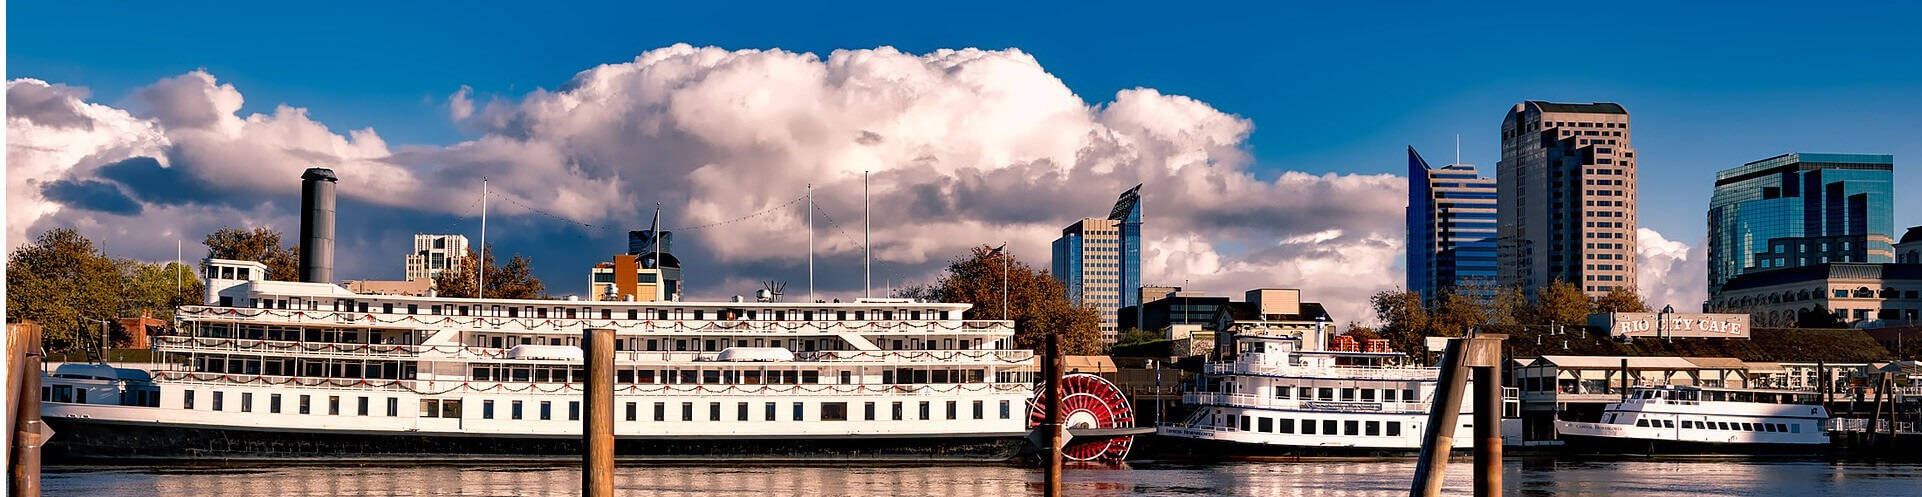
top-left (37, 258), bottom-right (1042, 462)
top-left (1554, 385), bottom-right (1830, 454)
top-left (1156, 333), bottom-right (1518, 457)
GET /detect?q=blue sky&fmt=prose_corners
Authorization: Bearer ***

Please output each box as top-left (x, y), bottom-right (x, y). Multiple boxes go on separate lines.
top-left (9, 2), bottom-right (1921, 310)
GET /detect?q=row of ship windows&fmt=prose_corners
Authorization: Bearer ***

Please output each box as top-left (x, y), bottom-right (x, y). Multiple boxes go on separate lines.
top-left (1629, 418), bottom-right (1802, 433)
top-left (472, 336), bottom-right (984, 352)
top-left (226, 297), bottom-right (952, 323)
top-left (1218, 413), bottom-right (1406, 437)
top-left (1270, 386), bottom-right (1419, 403)
top-left (172, 390), bottom-right (1015, 423)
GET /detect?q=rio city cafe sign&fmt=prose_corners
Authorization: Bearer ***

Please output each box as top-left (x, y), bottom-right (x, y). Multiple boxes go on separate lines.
top-left (1598, 312), bottom-right (1751, 339)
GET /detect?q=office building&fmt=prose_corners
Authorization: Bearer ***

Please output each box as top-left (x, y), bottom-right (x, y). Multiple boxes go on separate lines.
top-left (1707, 262), bottom-right (1920, 327)
top-left (1497, 101), bottom-right (1638, 297)
top-left (1899, 226), bottom-right (1922, 264)
top-left (590, 252), bottom-right (682, 302)
top-left (1406, 146), bottom-right (1498, 305)
top-left (1052, 185), bottom-right (1142, 343)
top-left (404, 234), bottom-right (468, 281)
top-left (1707, 153), bottom-right (1896, 296)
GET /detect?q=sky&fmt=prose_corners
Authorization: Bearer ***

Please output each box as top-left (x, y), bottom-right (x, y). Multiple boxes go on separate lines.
top-left (8, 2), bottom-right (1921, 323)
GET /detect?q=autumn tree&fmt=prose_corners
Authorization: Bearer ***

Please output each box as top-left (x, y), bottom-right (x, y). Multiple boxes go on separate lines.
top-left (1535, 279), bottom-right (1592, 327)
top-left (923, 245), bottom-right (1102, 355)
top-left (6, 228), bottom-right (126, 354)
top-left (1341, 323), bottom-right (1382, 343)
top-left (1429, 290), bottom-right (1487, 338)
top-left (1488, 285), bottom-right (1532, 326)
top-left (203, 226), bottom-right (299, 281)
top-left (1593, 287), bottom-right (1649, 314)
top-left (432, 246), bottom-right (548, 299)
top-left (1370, 289), bottom-right (1430, 355)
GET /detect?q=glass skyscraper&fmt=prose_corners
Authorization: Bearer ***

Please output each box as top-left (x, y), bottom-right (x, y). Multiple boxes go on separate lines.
top-left (1051, 184), bottom-right (1142, 343)
top-left (1707, 153), bottom-right (1895, 296)
top-left (1406, 147), bottom-right (1498, 305)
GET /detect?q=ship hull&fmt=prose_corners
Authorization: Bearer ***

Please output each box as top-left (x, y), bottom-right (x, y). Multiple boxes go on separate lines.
top-left (43, 417), bottom-right (1028, 463)
top-left (1138, 434), bottom-right (1461, 460)
top-left (1555, 432), bottom-right (1828, 456)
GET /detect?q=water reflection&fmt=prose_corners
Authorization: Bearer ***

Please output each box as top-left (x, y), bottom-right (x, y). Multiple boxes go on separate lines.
top-left (43, 459), bottom-right (1922, 497)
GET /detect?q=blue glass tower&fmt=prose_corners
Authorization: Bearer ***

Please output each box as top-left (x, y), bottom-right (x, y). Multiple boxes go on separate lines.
top-left (1108, 185), bottom-right (1143, 313)
top-left (1707, 153), bottom-right (1895, 296)
top-left (1406, 147), bottom-right (1499, 305)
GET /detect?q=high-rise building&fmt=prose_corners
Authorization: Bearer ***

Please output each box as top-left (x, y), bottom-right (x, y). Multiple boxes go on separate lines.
top-left (1497, 101), bottom-right (1637, 298)
top-left (404, 234), bottom-right (468, 281)
top-left (1051, 185), bottom-right (1142, 343)
top-left (1406, 146), bottom-right (1498, 305)
top-left (1707, 153), bottom-right (1895, 296)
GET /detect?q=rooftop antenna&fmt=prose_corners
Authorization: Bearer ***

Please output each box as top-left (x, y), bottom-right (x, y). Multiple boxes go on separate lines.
top-left (479, 178), bottom-right (488, 299)
top-left (1454, 133), bottom-right (1460, 165)
top-left (808, 183), bottom-right (814, 303)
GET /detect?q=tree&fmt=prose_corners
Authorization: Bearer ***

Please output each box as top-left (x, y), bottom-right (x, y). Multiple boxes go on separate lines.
top-left (1795, 305), bottom-right (1845, 329)
top-left (1593, 287), bottom-right (1649, 314)
top-left (1429, 290), bottom-right (1487, 338)
top-left (203, 227), bottom-right (299, 281)
top-left (119, 260), bottom-right (205, 323)
top-left (924, 245), bottom-right (1102, 355)
top-left (1370, 289), bottom-right (1430, 355)
top-left (1535, 279), bottom-right (1591, 328)
top-left (6, 228), bottom-right (125, 354)
top-left (1488, 285), bottom-right (1532, 326)
top-left (1341, 323), bottom-right (1382, 343)
top-left (1114, 328), bottom-right (1162, 347)
top-left (432, 246), bottom-right (547, 299)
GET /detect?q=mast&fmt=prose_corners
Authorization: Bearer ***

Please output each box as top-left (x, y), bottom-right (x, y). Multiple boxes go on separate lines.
top-left (808, 183), bottom-right (814, 303)
top-left (654, 203), bottom-right (663, 302)
top-left (863, 171), bottom-right (871, 299)
top-left (479, 179), bottom-right (487, 300)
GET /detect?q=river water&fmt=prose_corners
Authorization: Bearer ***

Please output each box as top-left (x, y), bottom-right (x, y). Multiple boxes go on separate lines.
top-left (43, 458), bottom-right (1922, 496)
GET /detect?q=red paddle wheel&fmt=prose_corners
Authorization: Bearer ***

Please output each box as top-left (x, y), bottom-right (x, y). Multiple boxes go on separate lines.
top-left (1028, 373), bottom-right (1135, 462)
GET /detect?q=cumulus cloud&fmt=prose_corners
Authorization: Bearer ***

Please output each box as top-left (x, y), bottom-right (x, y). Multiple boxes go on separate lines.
top-left (7, 44), bottom-right (1406, 323)
top-left (1637, 227), bottom-right (1707, 310)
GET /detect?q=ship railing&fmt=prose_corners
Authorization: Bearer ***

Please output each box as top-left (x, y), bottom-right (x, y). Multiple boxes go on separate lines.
top-left (1180, 392), bottom-right (1433, 413)
top-left (793, 350), bottom-right (1036, 364)
top-left (154, 335), bottom-right (430, 358)
top-left (152, 371), bottom-right (1033, 396)
top-left (1204, 362), bottom-right (1438, 380)
top-left (1827, 418), bottom-right (1920, 434)
top-left (177, 306), bottom-right (1013, 334)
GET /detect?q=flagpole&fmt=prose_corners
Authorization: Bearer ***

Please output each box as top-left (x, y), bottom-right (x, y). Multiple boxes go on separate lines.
top-left (654, 203), bottom-right (663, 301)
top-left (808, 184), bottom-right (814, 303)
top-left (863, 171), bottom-right (871, 300)
top-left (1002, 242), bottom-right (1009, 321)
top-left (479, 178), bottom-right (487, 300)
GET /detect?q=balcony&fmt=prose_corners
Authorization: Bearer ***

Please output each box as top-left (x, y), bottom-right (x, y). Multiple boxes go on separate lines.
top-left (178, 306), bottom-right (1014, 335)
top-left (1204, 362), bottom-right (1440, 381)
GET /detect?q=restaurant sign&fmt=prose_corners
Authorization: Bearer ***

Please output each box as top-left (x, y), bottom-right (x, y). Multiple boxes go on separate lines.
top-left (1589, 312), bottom-right (1750, 339)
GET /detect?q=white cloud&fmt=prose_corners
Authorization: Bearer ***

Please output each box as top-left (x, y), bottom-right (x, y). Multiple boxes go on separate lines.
top-left (8, 45), bottom-right (1410, 321)
top-left (1637, 227), bottom-right (1707, 311)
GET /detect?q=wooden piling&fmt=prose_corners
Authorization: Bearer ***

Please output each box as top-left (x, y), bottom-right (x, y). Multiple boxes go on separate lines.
top-left (10, 322), bottom-right (44, 497)
top-left (1473, 358), bottom-right (1503, 497)
top-left (582, 328), bottom-right (614, 497)
top-left (1410, 338), bottom-right (1467, 497)
top-left (1044, 333), bottom-right (1064, 497)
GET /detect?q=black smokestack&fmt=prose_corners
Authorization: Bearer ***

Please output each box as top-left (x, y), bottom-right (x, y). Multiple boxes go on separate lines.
top-left (299, 167), bottom-right (337, 283)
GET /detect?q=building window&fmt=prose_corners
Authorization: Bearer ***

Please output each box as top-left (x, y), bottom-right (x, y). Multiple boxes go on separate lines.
top-left (270, 394), bottom-right (281, 413)
top-left (388, 397), bottom-right (400, 417)
top-left (570, 401), bottom-right (582, 421)
top-left (541, 401), bottom-right (553, 420)
top-left (299, 395), bottom-right (311, 414)
top-left (484, 400), bottom-right (496, 419)
top-left (822, 402), bottom-right (849, 421)
top-left (358, 396), bottom-right (369, 416)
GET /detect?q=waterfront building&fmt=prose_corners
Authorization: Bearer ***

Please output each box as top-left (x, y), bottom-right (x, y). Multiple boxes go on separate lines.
top-left (1706, 262), bottom-right (1922, 327)
top-left (589, 252), bottom-right (683, 302)
top-left (405, 234), bottom-right (469, 281)
top-left (1497, 101), bottom-right (1637, 297)
top-left (1405, 146), bottom-right (1498, 306)
top-left (1119, 287), bottom-right (1229, 339)
top-left (1707, 153), bottom-right (1895, 296)
top-left (1896, 226), bottom-right (1922, 264)
top-left (1210, 289), bottom-right (1334, 359)
top-left (1052, 185), bottom-right (1143, 343)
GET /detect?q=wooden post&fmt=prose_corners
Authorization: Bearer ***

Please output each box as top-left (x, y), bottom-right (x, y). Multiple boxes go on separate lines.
top-left (582, 328), bottom-right (614, 497)
top-left (1619, 358), bottom-right (1629, 402)
top-left (1044, 333), bottom-right (1064, 497)
top-left (1410, 338), bottom-right (1467, 497)
top-left (1473, 356), bottom-right (1503, 497)
top-left (10, 322), bottom-right (45, 497)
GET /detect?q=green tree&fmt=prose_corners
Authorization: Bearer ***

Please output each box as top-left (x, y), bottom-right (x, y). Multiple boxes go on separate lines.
top-left (1429, 290), bottom-right (1487, 337)
top-left (1593, 287), bottom-right (1649, 313)
top-left (1535, 279), bottom-right (1592, 328)
top-left (432, 246), bottom-right (547, 299)
top-left (203, 227), bottom-right (299, 281)
top-left (119, 260), bottom-right (204, 323)
top-left (1488, 285), bottom-right (1532, 326)
top-left (1113, 328), bottom-right (1162, 347)
top-left (1370, 289), bottom-right (1430, 355)
top-left (6, 228), bottom-right (125, 355)
top-left (925, 245), bottom-right (1102, 355)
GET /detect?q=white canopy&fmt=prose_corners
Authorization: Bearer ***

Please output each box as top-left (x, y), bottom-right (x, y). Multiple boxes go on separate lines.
top-left (506, 344), bottom-right (584, 361)
top-left (714, 347), bottom-right (795, 362)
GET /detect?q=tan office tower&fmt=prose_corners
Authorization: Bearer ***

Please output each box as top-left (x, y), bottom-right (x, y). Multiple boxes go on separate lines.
top-left (1497, 101), bottom-right (1637, 298)
top-left (1054, 218), bottom-right (1124, 339)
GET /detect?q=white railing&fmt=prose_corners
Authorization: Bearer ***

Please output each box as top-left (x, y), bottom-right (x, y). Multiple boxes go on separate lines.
top-left (156, 336), bottom-right (1035, 366)
top-left (794, 350), bottom-right (1035, 364)
top-left (153, 371), bottom-right (1033, 397)
top-left (1181, 392), bottom-right (1434, 414)
top-left (155, 336), bottom-right (437, 358)
top-left (1206, 362), bottom-right (1438, 381)
top-left (179, 306), bottom-right (1013, 335)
